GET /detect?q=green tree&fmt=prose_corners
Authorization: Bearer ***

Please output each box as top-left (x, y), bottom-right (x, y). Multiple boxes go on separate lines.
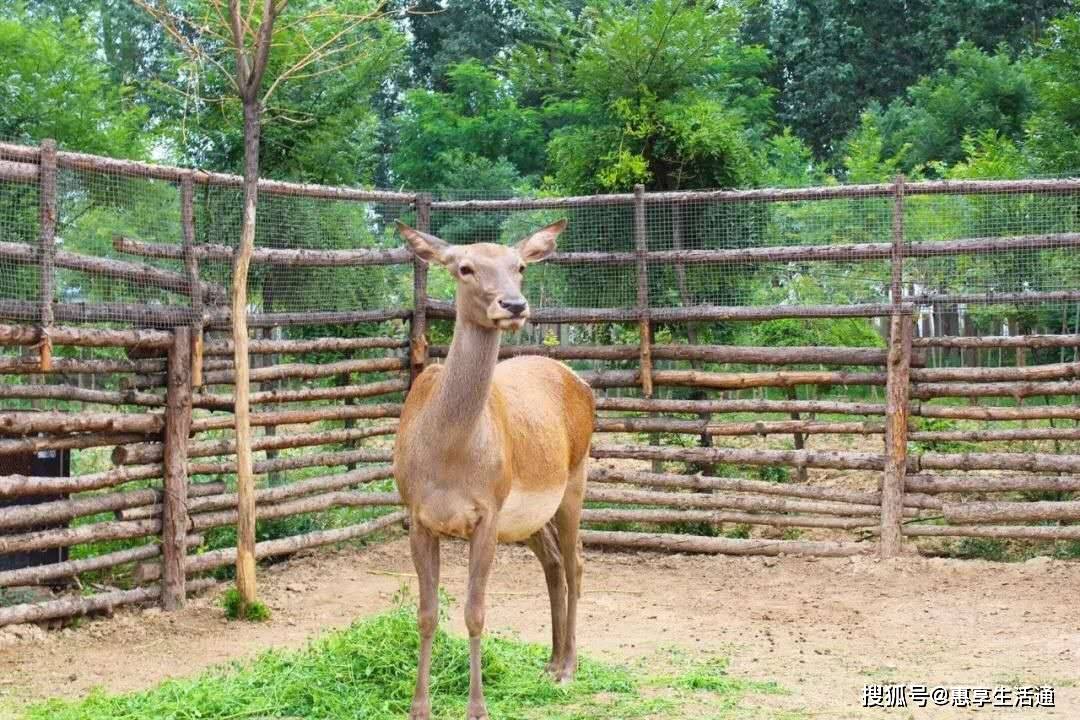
top-left (1024, 10), bottom-right (1080, 174)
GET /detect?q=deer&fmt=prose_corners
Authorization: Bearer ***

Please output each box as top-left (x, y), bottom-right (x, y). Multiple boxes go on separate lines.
top-left (393, 218), bottom-right (594, 720)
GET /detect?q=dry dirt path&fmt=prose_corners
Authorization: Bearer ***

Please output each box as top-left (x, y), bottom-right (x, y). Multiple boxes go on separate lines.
top-left (1, 535), bottom-right (1077, 719)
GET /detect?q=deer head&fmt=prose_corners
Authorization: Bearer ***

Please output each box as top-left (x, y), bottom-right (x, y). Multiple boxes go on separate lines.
top-left (396, 219), bottom-right (567, 331)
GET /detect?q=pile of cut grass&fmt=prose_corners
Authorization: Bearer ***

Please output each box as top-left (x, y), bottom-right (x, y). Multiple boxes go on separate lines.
top-left (22, 594), bottom-right (789, 720)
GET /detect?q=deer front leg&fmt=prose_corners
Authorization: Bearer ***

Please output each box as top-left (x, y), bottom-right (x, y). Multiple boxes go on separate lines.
top-left (409, 521), bottom-right (440, 720)
top-left (465, 513), bottom-right (498, 720)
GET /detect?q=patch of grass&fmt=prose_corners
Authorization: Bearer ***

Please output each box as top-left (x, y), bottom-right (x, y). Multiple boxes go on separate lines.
top-left (953, 537), bottom-right (1009, 562)
top-left (221, 587), bottom-right (271, 622)
top-left (23, 596), bottom-right (785, 720)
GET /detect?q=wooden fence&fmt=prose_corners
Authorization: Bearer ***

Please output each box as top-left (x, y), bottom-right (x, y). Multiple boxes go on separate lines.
top-left (1, 140), bottom-right (1079, 627)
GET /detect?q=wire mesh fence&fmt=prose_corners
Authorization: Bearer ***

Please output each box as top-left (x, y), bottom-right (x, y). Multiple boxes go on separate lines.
top-left (0, 140), bottom-right (1079, 336)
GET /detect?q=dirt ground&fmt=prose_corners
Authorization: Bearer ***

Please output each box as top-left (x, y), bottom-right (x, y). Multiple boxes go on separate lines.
top-left (1, 534), bottom-right (1077, 719)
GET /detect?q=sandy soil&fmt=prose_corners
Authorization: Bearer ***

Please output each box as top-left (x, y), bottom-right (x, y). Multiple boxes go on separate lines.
top-left (1, 534), bottom-right (1077, 719)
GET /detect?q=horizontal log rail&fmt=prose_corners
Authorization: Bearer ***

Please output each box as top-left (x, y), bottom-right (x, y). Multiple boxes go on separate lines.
top-left (0, 240), bottom-right (225, 300)
top-left (187, 436), bottom-right (397, 477)
top-left (942, 500), bottom-right (1080, 524)
top-left (0, 323), bottom-right (172, 349)
top-left (114, 426), bottom-right (397, 465)
top-left (912, 333), bottom-right (1080, 349)
top-left (0, 431), bottom-right (149, 456)
top-left (903, 524), bottom-right (1080, 541)
top-left (203, 335), bottom-right (408, 355)
top-left (582, 507), bottom-right (874, 530)
top-left (585, 486), bottom-right (918, 518)
top-left (911, 289), bottom-right (1080, 305)
top-left (123, 466), bottom-right (394, 520)
top-left (209, 308), bottom-right (413, 328)
top-left (909, 427), bottom-right (1080, 442)
top-left (591, 443), bottom-right (886, 470)
top-left (115, 235), bottom-right (412, 267)
top-left (583, 368), bottom-right (887, 390)
top-left (0, 463), bottom-right (162, 497)
top-left (0, 578), bottom-right (216, 628)
top-left (588, 467), bottom-right (943, 508)
top-left (131, 357), bottom-right (407, 390)
top-left (192, 378), bottom-right (407, 408)
top-left (189, 490), bottom-right (402, 532)
top-left (581, 530), bottom-right (869, 557)
top-left (189, 403), bottom-right (401, 432)
top-left (0, 517), bottom-right (162, 554)
top-left (0, 410), bottom-right (163, 436)
top-left (905, 474), bottom-right (1080, 494)
top-left (0, 534), bottom-right (203, 588)
top-left (595, 396), bottom-right (888, 416)
top-left (910, 361), bottom-right (1080, 383)
top-left (911, 380), bottom-right (1080, 399)
top-left (0, 356), bottom-right (167, 375)
top-left (595, 417), bottom-right (886, 436)
top-left (918, 450), bottom-right (1080, 474)
top-left (0, 384), bottom-right (164, 407)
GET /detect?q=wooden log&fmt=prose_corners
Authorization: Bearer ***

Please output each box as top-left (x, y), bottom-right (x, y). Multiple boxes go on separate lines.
top-left (429, 343), bottom-right (904, 365)
top-left (911, 380), bottom-right (1080, 399)
top-left (903, 524), bottom-right (1080, 541)
top-left (910, 427), bottom-right (1080, 442)
top-left (0, 356), bottom-right (167, 375)
top-left (918, 450), bottom-right (1080, 474)
top-left (165, 511), bottom-right (405, 578)
top-left (160, 326), bottom-right (191, 611)
top-left (0, 464), bottom-right (162, 497)
top-left (582, 368), bottom-right (887, 390)
top-left (189, 490), bottom-right (401, 531)
top-left (591, 444), bottom-right (886, 470)
top-left (192, 378), bottom-right (407, 409)
top-left (426, 299), bottom-right (907, 323)
top-left (0, 241), bottom-right (225, 300)
top-left (0, 411), bottom-right (163, 436)
top-left (905, 474), bottom-right (1080, 494)
top-left (942, 500), bottom-right (1080, 524)
top-left (581, 508), bottom-right (874, 530)
top-left (189, 403), bottom-right (401, 432)
top-left (188, 442), bottom-right (397, 478)
top-left (585, 486), bottom-right (902, 518)
top-left (914, 403), bottom-right (1080, 421)
top-left (0, 488), bottom-right (160, 531)
top-left (186, 356), bottom-right (405, 387)
top-left (37, 139), bottom-right (57, 369)
top-left (588, 467), bottom-right (941, 509)
top-left (213, 308), bottom-right (413, 328)
top-left (911, 362), bottom-right (1080, 383)
top-left (595, 396), bottom-right (888, 416)
top-left (912, 290), bottom-right (1080, 305)
top-left (114, 235), bottom-right (413, 267)
top-left (0, 535), bottom-right (203, 588)
top-left (0, 323), bottom-right (173, 350)
top-left (114, 427), bottom-right (397, 465)
top-left (594, 417), bottom-right (886, 436)
top-left (0, 159), bottom-right (38, 182)
top-left (124, 466), bottom-right (394, 520)
top-left (580, 530), bottom-right (869, 557)
top-left (0, 578), bottom-right (215, 628)
top-left (0, 517), bottom-right (162, 554)
top-left (0, 141), bottom-right (417, 202)
top-left (0, 384), bottom-right (164, 407)
top-left (180, 175), bottom-right (204, 388)
top-left (912, 333), bottom-right (1080, 349)
top-left (0, 299), bottom-right (198, 326)
top-left (202, 335), bottom-right (408, 355)
top-left (0, 432), bottom-right (148, 456)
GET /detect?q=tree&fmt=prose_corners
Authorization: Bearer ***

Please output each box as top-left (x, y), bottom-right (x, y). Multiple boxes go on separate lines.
top-left (139, 0), bottom-right (391, 614)
top-left (1024, 11), bottom-right (1080, 174)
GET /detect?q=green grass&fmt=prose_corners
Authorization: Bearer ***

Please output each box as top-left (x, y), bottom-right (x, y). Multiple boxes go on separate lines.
top-left (221, 588), bottom-right (271, 622)
top-left (21, 595), bottom-right (788, 720)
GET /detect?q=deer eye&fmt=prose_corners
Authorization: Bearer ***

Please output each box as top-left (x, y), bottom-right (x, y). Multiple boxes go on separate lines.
top-left (518, 264), bottom-right (526, 273)
top-left (458, 265), bottom-right (474, 276)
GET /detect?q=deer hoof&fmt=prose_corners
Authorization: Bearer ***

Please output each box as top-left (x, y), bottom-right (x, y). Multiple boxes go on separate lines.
top-left (467, 701), bottom-right (489, 720)
top-left (409, 702), bottom-right (431, 720)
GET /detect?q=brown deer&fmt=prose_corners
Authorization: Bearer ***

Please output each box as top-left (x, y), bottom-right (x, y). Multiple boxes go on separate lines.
top-left (393, 219), bottom-right (594, 720)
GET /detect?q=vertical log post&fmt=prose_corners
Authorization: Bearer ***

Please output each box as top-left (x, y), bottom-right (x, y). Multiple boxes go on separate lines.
top-left (37, 139), bottom-right (57, 371)
top-left (880, 175), bottom-right (911, 559)
top-left (180, 173), bottom-right (204, 387)
top-left (410, 193), bottom-right (431, 386)
top-left (633, 184), bottom-right (653, 398)
top-left (161, 326), bottom-right (192, 610)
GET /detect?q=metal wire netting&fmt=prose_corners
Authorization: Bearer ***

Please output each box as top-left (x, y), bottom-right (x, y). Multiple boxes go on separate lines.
top-left (0, 142), bottom-right (1079, 330)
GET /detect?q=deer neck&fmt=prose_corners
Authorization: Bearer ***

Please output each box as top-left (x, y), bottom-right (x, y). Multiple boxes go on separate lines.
top-left (429, 314), bottom-right (501, 442)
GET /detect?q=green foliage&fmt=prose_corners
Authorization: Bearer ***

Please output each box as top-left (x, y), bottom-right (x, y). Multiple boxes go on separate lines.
top-left (22, 598), bottom-right (783, 720)
top-left (221, 588), bottom-right (271, 622)
top-left (1023, 12), bottom-right (1080, 174)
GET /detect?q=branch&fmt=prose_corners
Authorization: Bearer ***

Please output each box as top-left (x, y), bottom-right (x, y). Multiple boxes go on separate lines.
top-left (227, 0), bottom-right (252, 92)
top-left (248, 0), bottom-right (283, 96)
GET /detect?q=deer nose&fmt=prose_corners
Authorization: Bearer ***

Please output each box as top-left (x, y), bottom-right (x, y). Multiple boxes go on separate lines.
top-left (499, 298), bottom-right (528, 317)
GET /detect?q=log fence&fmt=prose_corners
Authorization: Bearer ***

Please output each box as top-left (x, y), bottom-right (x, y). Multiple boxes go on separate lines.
top-left (1, 140), bottom-right (1078, 628)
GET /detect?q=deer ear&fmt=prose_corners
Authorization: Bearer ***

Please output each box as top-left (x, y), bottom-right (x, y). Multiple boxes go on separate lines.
top-left (516, 219), bottom-right (566, 265)
top-left (396, 221), bottom-right (452, 266)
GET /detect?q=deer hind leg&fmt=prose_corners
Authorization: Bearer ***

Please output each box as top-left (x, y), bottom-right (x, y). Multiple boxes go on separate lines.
top-left (409, 520), bottom-right (441, 720)
top-left (552, 460), bottom-right (586, 684)
top-left (465, 512), bottom-right (498, 720)
top-left (525, 522), bottom-right (566, 675)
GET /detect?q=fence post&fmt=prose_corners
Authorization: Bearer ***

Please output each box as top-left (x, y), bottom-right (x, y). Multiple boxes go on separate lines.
top-left (162, 325), bottom-right (192, 610)
top-left (37, 139), bottom-right (57, 371)
top-left (180, 173), bottom-right (204, 388)
top-left (633, 184), bottom-right (653, 398)
top-left (410, 193), bottom-right (431, 386)
top-left (880, 175), bottom-right (911, 559)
